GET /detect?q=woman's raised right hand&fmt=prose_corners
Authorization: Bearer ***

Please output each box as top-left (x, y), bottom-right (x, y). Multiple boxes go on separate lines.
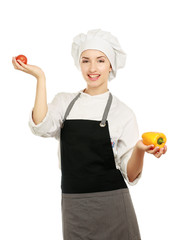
top-left (12, 56), bottom-right (45, 79)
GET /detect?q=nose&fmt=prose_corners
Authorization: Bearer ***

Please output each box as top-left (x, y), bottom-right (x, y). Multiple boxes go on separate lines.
top-left (89, 61), bottom-right (97, 72)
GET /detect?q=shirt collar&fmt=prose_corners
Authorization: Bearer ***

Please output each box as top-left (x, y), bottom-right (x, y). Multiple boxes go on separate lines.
top-left (79, 88), bottom-right (110, 99)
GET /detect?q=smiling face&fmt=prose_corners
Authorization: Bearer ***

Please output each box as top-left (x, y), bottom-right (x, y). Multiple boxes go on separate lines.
top-left (79, 49), bottom-right (112, 91)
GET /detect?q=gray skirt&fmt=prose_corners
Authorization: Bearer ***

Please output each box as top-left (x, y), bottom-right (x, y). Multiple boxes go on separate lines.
top-left (61, 188), bottom-right (141, 240)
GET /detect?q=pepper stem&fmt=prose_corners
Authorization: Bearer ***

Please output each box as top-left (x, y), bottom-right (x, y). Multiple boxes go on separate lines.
top-left (157, 137), bottom-right (164, 145)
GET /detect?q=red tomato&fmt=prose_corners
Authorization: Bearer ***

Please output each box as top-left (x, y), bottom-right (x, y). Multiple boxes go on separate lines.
top-left (15, 55), bottom-right (27, 65)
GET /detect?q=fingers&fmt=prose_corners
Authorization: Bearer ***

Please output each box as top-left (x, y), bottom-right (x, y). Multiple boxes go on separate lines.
top-left (12, 57), bottom-right (28, 72)
top-left (154, 148), bottom-right (164, 158)
top-left (147, 146), bottom-right (160, 155)
top-left (163, 145), bottom-right (167, 154)
top-left (12, 57), bottom-right (23, 70)
top-left (151, 145), bottom-right (167, 158)
top-left (145, 144), bottom-right (155, 151)
top-left (145, 144), bottom-right (166, 158)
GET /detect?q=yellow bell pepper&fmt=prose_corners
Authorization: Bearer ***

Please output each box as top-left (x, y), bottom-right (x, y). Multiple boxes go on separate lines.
top-left (142, 132), bottom-right (167, 148)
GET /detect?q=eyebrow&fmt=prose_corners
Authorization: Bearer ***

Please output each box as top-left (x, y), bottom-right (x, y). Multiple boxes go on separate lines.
top-left (81, 56), bottom-right (106, 59)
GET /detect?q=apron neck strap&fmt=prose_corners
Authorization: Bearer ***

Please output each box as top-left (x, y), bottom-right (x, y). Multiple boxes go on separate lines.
top-left (62, 92), bottom-right (81, 124)
top-left (100, 92), bottom-right (112, 127)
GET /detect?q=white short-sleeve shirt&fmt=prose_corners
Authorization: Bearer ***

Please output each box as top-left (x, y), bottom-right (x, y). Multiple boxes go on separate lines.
top-left (28, 89), bottom-right (141, 185)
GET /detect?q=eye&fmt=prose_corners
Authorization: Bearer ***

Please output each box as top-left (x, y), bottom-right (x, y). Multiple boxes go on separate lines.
top-left (98, 59), bottom-right (105, 63)
top-left (82, 60), bottom-right (89, 63)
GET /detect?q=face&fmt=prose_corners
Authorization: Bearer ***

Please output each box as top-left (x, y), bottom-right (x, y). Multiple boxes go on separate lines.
top-left (79, 49), bottom-right (112, 89)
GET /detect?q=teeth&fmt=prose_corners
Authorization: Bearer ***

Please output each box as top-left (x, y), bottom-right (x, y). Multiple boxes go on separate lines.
top-left (89, 75), bottom-right (100, 78)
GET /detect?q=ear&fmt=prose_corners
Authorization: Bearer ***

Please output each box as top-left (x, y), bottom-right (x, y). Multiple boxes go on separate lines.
top-left (109, 65), bottom-right (112, 72)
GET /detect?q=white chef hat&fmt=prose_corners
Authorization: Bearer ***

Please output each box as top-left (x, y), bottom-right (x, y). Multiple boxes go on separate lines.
top-left (71, 29), bottom-right (126, 81)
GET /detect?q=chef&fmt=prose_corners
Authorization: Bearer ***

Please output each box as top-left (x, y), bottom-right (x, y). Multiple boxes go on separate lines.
top-left (12, 29), bottom-right (167, 240)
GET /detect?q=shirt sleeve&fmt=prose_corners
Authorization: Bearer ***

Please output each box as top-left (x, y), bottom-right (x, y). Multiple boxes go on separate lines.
top-left (116, 111), bottom-right (142, 186)
top-left (28, 93), bottom-right (63, 140)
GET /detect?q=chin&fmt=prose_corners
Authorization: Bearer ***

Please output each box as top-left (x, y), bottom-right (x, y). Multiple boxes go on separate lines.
top-left (86, 80), bottom-right (102, 87)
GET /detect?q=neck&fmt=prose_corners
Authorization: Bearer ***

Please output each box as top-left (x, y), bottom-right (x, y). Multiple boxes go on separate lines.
top-left (83, 85), bottom-right (109, 96)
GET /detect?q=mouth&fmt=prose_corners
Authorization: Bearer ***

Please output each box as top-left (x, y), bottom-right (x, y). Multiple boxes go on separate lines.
top-left (88, 74), bottom-right (101, 81)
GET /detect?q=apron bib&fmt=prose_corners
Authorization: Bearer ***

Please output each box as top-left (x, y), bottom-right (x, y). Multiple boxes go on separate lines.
top-left (60, 92), bottom-right (127, 194)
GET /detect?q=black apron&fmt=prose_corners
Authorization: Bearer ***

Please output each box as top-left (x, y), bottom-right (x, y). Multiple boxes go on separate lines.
top-left (60, 91), bottom-right (141, 240)
top-left (60, 91), bottom-right (127, 194)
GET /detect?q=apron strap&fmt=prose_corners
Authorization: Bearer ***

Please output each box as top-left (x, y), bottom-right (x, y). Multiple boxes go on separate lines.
top-left (61, 92), bottom-right (113, 128)
top-left (99, 92), bottom-right (112, 127)
top-left (61, 92), bottom-right (81, 127)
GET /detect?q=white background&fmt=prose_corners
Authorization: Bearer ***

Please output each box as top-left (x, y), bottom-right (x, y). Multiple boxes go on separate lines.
top-left (0, 0), bottom-right (179, 239)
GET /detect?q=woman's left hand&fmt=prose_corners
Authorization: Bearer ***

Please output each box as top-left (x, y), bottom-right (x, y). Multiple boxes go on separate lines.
top-left (136, 140), bottom-right (167, 158)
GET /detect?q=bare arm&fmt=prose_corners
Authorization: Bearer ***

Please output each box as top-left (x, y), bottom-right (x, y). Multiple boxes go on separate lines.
top-left (12, 57), bottom-right (48, 125)
top-left (127, 140), bottom-right (167, 182)
top-left (32, 75), bottom-right (48, 124)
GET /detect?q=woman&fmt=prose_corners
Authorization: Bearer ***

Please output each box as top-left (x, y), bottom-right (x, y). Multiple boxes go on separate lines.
top-left (12, 29), bottom-right (167, 240)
